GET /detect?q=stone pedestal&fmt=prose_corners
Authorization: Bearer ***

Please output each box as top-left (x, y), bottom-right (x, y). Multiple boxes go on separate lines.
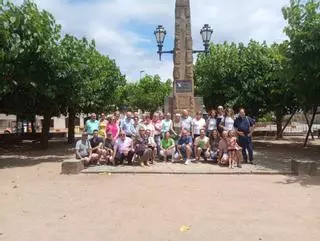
top-left (291, 160), bottom-right (318, 176)
top-left (61, 159), bottom-right (84, 174)
top-left (172, 0), bottom-right (196, 116)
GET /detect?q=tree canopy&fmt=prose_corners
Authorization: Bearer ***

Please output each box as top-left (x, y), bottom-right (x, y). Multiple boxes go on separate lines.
top-left (0, 0), bottom-right (126, 146)
top-left (115, 75), bottom-right (172, 113)
top-left (195, 0), bottom-right (319, 141)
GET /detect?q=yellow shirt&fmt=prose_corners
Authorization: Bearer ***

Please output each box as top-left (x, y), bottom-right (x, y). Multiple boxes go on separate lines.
top-left (98, 120), bottom-right (107, 138)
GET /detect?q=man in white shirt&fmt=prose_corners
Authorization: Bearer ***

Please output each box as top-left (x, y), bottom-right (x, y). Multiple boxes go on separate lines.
top-left (192, 111), bottom-right (206, 139)
top-left (113, 131), bottom-right (134, 165)
top-left (181, 109), bottom-right (193, 133)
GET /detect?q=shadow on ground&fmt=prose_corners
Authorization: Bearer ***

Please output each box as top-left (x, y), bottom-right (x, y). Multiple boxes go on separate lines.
top-left (0, 141), bottom-right (73, 169)
top-left (275, 175), bottom-right (320, 187)
top-left (254, 142), bottom-right (320, 173)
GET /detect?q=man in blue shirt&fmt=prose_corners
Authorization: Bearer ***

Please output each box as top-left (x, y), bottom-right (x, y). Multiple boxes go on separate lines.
top-left (120, 111), bottom-right (136, 138)
top-left (85, 113), bottom-right (99, 137)
top-left (177, 129), bottom-right (193, 165)
top-left (234, 108), bottom-right (255, 164)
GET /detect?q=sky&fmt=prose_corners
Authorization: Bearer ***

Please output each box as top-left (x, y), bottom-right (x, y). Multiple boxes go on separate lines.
top-left (13, 0), bottom-right (290, 82)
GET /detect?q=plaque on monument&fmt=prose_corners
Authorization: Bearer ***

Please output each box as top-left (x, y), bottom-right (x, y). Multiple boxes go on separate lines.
top-left (175, 80), bottom-right (193, 93)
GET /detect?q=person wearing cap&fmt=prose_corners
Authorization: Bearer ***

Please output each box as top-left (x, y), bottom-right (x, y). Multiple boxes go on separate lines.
top-left (75, 132), bottom-right (99, 166)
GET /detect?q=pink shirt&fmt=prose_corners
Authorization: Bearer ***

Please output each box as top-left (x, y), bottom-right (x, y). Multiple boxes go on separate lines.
top-left (115, 137), bottom-right (133, 153)
top-left (228, 137), bottom-right (237, 150)
top-left (106, 123), bottom-right (119, 140)
top-left (153, 120), bottom-right (162, 136)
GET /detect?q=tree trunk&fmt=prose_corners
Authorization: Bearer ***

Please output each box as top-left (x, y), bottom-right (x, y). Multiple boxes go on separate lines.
top-left (31, 115), bottom-right (36, 135)
top-left (40, 113), bottom-right (51, 149)
top-left (68, 110), bottom-right (76, 144)
top-left (275, 113), bottom-right (283, 139)
top-left (304, 106), bottom-right (317, 147)
top-left (303, 111), bottom-right (314, 140)
top-left (280, 111), bottom-right (295, 138)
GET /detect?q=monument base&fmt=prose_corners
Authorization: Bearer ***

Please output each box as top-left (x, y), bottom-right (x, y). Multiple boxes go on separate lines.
top-left (164, 96), bottom-right (204, 116)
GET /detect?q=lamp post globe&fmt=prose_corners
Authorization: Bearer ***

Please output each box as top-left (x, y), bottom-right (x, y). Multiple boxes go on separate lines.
top-left (154, 25), bottom-right (167, 60)
top-left (200, 24), bottom-right (213, 54)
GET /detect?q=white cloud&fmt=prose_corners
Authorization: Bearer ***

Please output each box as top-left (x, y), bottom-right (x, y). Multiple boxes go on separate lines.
top-left (12, 0), bottom-right (290, 81)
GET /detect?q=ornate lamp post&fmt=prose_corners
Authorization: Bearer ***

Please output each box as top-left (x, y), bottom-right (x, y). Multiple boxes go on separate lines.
top-left (154, 24), bottom-right (213, 60)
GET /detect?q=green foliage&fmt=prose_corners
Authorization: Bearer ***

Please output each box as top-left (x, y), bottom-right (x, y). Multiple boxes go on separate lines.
top-left (282, 0), bottom-right (320, 109)
top-left (0, 0), bottom-right (62, 116)
top-left (115, 75), bottom-right (172, 112)
top-left (195, 40), bottom-right (299, 119)
top-left (57, 35), bottom-right (126, 114)
top-left (0, 0), bottom-right (125, 117)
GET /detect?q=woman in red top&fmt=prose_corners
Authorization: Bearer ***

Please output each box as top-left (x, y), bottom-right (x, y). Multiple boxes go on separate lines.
top-left (106, 116), bottom-right (120, 141)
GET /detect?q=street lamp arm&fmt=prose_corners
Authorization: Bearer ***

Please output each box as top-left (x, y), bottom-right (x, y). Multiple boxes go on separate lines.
top-left (192, 50), bottom-right (205, 53)
top-left (157, 50), bottom-right (174, 61)
top-left (159, 50), bottom-right (174, 54)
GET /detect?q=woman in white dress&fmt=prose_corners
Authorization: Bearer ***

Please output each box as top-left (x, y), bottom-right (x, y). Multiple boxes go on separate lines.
top-left (220, 108), bottom-right (235, 131)
top-left (206, 109), bottom-right (217, 136)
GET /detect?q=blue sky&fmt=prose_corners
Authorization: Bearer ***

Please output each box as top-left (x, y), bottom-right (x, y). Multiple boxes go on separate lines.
top-left (13, 0), bottom-right (290, 81)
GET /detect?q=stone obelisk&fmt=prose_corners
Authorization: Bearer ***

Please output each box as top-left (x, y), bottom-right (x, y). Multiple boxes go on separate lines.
top-left (164, 0), bottom-right (203, 116)
top-left (173, 0), bottom-right (195, 115)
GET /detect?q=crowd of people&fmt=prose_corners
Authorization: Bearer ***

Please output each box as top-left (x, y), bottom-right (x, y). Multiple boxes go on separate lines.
top-left (75, 106), bottom-right (255, 168)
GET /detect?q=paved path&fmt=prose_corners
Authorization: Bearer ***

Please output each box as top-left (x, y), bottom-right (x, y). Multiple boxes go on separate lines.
top-left (1, 162), bottom-right (320, 241)
top-left (82, 150), bottom-right (292, 175)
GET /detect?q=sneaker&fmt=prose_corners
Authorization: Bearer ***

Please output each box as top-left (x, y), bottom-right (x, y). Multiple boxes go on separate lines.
top-left (184, 159), bottom-right (190, 165)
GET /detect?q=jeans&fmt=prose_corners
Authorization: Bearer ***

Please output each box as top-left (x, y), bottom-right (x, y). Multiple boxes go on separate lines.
top-left (238, 136), bottom-right (254, 162)
top-left (154, 134), bottom-right (161, 156)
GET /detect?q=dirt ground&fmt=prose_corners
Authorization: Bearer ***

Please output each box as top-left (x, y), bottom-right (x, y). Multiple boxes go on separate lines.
top-left (0, 161), bottom-right (320, 241)
top-left (0, 138), bottom-right (320, 241)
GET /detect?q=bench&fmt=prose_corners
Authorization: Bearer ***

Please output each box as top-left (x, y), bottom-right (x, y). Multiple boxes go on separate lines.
top-left (61, 159), bottom-right (84, 174)
top-left (291, 160), bottom-right (318, 176)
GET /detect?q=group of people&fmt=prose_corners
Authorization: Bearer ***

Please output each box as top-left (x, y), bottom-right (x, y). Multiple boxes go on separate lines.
top-left (75, 106), bottom-right (255, 168)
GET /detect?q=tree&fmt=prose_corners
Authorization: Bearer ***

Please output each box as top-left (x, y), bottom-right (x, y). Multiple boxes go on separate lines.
top-left (195, 40), bottom-right (276, 118)
top-left (0, 0), bottom-right (126, 147)
top-left (264, 43), bottom-right (299, 139)
top-left (195, 42), bottom-right (240, 110)
top-left (57, 35), bottom-right (126, 143)
top-left (0, 0), bottom-right (62, 148)
top-left (116, 75), bottom-right (172, 113)
top-left (282, 0), bottom-right (320, 146)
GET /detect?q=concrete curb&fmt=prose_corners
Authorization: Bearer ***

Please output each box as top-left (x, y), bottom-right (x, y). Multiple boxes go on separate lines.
top-left (81, 170), bottom-right (292, 175)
